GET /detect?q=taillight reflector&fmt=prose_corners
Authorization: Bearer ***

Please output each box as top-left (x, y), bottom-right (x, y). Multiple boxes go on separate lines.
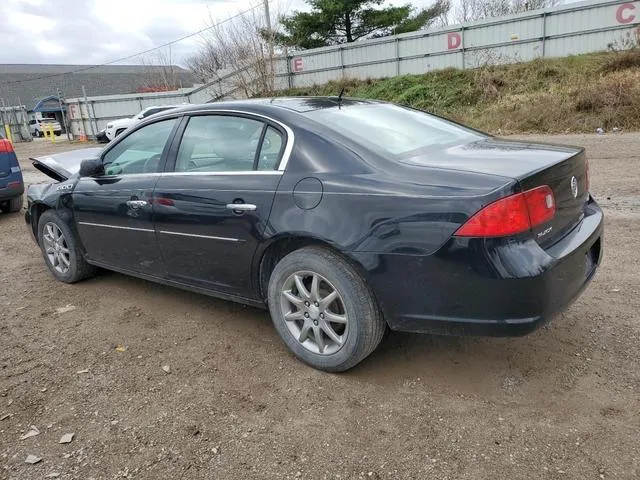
top-left (455, 186), bottom-right (556, 238)
top-left (0, 139), bottom-right (14, 153)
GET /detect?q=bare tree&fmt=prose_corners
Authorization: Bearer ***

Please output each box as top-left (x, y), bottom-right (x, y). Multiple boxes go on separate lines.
top-left (138, 48), bottom-right (182, 92)
top-left (185, 7), bottom-right (278, 98)
top-left (455, 0), bottom-right (559, 23)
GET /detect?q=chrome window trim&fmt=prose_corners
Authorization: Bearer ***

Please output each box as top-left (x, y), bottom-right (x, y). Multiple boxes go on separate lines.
top-left (78, 222), bottom-right (154, 233)
top-left (158, 231), bottom-right (241, 242)
top-left (161, 171), bottom-right (283, 177)
top-left (98, 108), bottom-right (294, 175)
top-left (82, 170), bottom-right (284, 181)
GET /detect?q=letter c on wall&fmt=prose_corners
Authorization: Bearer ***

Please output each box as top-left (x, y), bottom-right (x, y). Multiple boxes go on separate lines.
top-left (616, 3), bottom-right (636, 24)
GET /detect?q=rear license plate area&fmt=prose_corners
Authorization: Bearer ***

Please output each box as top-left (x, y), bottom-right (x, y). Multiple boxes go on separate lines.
top-left (585, 237), bottom-right (601, 277)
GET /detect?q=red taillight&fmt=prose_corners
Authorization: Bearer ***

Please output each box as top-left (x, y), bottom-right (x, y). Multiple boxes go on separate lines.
top-left (524, 185), bottom-right (556, 226)
top-left (7, 181), bottom-right (22, 189)
top-left (455, 186), bottom-right (556, 238)
top-left (0, 139), bottom-right (14, 153)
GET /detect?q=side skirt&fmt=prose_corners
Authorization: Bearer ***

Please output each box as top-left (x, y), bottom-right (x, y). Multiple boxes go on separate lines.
top-left (87, 260), bottom-right (267, 310)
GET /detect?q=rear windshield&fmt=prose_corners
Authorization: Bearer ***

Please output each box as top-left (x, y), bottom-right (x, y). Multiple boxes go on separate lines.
top-left (304, 103), bottom-right (484, 157)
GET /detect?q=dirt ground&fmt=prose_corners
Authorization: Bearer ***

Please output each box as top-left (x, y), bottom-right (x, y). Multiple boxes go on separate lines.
top-left (1, 134), bottom-right (638, 480)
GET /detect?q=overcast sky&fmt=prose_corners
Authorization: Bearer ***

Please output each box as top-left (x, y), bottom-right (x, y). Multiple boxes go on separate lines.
top-left (0, 0), bottom-right (440, 66)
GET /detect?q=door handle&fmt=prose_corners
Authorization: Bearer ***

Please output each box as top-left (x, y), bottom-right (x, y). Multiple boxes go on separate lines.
top-left (226, 203), bottom-right (256, 212)
top-left (126, 200), bottom-right (148, 209)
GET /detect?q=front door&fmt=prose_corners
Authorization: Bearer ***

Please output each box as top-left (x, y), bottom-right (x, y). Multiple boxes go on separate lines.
top-left (153, 113), bottom-right (287, 298)
top-left (73, 117), bottom-right (179, 275)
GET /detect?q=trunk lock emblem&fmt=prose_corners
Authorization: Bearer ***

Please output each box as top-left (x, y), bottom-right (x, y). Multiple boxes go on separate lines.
top-left (570, 176), bottom-right (578, 198)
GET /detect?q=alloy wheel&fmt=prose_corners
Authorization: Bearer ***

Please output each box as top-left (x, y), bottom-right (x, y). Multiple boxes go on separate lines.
top-left (42, 222), bottom-right (71, 274)
top-left (280, 271), bottom-right (349, 355)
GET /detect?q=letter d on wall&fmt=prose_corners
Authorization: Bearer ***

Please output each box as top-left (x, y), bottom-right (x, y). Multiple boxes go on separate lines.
top-left (448, 32), bottom-right (462, 50)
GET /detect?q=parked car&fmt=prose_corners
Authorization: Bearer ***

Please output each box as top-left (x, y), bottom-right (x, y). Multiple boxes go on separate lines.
top-left (0, 132), bottom-right (24, 213)
top-left (25, 98), bottom-right (603, 372)
top-left (29, 118), bottom-right (62, 137)
top-left (95, 128), bottom-right (109, 144)
top-left (104, 105), bottom-right (180, 141)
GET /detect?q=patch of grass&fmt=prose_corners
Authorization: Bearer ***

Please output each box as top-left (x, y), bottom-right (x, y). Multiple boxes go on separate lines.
top-left (273, 51), bottom-right (640, 134)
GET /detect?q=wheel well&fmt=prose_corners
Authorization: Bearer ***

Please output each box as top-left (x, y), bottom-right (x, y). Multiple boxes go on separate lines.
top-left (258, 237), bottom-right (340, 299)
top-left (257, 236), bottom-right (371, 302)
top-left (31, 203), bottom-right (50, 238)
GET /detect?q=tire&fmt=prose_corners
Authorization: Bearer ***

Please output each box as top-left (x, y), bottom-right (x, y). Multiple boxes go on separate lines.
top-left (37, 210), bottom-right (97, 283)
top-left (2, 195), bottom-right (24, 213)
top-left (267, 246), bottom-right (385, 372)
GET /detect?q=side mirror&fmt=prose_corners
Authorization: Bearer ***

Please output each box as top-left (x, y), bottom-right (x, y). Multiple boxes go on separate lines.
top-left (136, 114), bottom-right (144, 120)
top-left (79, 158), bottom-right (104, 177)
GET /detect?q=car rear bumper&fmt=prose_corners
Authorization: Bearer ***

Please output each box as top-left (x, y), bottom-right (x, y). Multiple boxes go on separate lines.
top-left (351, 197), bottom-right (603, 336)
top-left (0, 181), bottom-right (24, 201)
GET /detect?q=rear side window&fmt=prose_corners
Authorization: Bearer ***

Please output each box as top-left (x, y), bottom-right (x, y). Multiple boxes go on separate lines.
top-left (175, 115), bottom-right (268, 173)
top-left (257, 126), bottom-right (284, 171)
top-left (305, 104), bottom-right (483, 158)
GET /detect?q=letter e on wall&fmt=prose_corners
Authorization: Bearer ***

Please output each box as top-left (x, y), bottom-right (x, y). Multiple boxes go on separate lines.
top-left (292, 57), bottom-right (304, 73)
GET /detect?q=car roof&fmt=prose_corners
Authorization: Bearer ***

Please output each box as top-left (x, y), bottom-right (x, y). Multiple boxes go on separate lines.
top-left (167, 97), bottom-right (384, 116)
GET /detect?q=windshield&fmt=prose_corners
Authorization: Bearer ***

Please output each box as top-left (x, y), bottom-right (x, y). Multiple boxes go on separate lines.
top-left (304, 103), bottom-right (484, 158)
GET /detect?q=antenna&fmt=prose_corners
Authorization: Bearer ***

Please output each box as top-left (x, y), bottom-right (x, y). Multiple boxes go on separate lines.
top-left (337, 87), bottom-right (345, 108)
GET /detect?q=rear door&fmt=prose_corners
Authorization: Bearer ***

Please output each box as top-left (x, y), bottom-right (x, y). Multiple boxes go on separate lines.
top-left (72, 117), bottom-right (180, 275)
top-left (153, 113), bottom-right (287, 298)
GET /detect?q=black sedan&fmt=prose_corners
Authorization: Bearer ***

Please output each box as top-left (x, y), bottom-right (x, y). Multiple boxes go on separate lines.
top-left (25, 98), bottom-right (603, 371)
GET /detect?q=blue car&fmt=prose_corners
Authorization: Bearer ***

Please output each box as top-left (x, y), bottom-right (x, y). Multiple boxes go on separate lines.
top-left (0, 131), bottom-right (24, 213)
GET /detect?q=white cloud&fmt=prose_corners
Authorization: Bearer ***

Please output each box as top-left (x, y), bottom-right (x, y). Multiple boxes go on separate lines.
top-left (0, 0), bottom-right (443, 65)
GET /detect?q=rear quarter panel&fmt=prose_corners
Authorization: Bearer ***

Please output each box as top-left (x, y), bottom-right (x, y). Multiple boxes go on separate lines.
top-left (264, 130), bottom-right (516, 257)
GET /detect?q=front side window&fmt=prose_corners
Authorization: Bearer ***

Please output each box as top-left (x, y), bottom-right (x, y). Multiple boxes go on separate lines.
top-left (175, 115), bottom-right (265, 173)
top-left (102, 118), bottom-right (178, 175)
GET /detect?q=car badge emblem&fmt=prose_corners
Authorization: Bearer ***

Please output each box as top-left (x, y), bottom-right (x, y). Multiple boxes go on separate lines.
top-left (570, 176), bottom-right (578, 198)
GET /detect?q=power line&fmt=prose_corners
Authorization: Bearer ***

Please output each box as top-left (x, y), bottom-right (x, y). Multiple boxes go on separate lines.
top-left (3, 3), bottom-right (262, 87)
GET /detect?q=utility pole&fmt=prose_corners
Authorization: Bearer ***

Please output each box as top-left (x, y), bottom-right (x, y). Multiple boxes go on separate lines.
top-left (57, 88), bottom-right (71, 141)
top-left (264, 0), bottom-right (275, 91)
top-left (81, 85), bottom-right (96, 139)
top-left (264, 0), bottom-right (274, 58)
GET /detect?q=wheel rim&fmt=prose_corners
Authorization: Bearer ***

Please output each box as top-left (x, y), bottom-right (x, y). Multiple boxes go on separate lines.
top-left (42, 222), bottom-right (71, 274)
top-left (280, 271), bottom-right (349, 355)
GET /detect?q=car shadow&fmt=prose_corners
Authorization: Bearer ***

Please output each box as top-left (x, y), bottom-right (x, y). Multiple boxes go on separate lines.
top-left (80, 269), bottom-right (579, 398)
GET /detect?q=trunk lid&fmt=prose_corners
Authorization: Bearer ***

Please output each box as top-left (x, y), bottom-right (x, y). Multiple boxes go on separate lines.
top-left (401, 138), bottom-right (589, 244)
top-left (31, 147), bottom-right (103, 181)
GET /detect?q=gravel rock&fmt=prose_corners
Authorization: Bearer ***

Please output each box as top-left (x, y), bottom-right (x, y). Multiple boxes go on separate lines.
top-left (59, 433), bottom-right (75, 444)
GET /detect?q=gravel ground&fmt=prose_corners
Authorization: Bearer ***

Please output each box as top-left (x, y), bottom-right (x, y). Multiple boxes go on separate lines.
top-left (1, 134), bottom-right (638, 479)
